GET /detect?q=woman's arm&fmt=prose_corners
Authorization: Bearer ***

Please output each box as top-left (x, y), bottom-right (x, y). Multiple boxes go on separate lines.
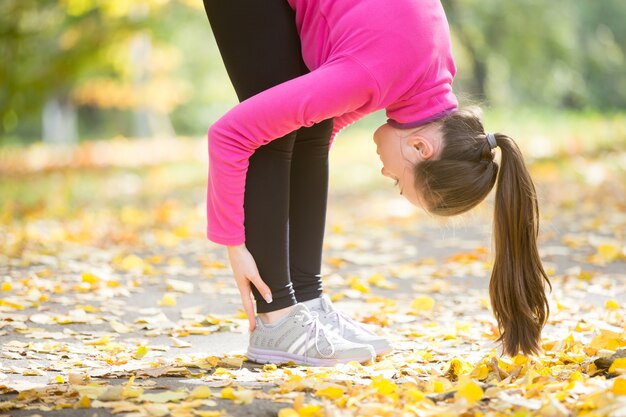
top-left (207, 57), bottom-right (380, 245)
top-left (329, 109), bottom-right (369, 147)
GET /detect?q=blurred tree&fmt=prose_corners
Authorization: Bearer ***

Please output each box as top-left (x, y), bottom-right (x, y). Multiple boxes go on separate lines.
top-left (0, 0), bottom-right (193, 144)
top-left (575, 0), bottom-right (626, 109)
top-left (444, 0), bottom-right (626, 109)
top-left (1, 0), bottom-right (625, 144)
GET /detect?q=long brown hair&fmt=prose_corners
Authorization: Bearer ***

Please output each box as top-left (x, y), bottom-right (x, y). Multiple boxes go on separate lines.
top-left (414, 108), bottom-right (551, 356)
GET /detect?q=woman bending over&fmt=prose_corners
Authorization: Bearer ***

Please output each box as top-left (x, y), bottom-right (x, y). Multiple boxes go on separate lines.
top-left (203, 0), bottom-right (551, 365)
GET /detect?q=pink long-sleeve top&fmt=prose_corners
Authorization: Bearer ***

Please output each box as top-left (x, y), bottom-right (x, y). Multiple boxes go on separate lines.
top-left (207, 0), bottom-right (458, 245)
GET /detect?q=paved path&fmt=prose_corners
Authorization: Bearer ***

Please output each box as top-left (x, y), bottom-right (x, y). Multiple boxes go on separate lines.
top-left (1, 144), bottom-right (625, 416)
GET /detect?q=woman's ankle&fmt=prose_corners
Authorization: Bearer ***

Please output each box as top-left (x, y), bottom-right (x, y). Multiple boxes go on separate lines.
top-left (258, 304), bottom-right (296, 325)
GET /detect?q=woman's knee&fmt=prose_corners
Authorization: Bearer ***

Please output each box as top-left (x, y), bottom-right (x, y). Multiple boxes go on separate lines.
top-left (295, 118), bottom-right (334, 147)
top-left (256, 132), bottom-right (298, 156)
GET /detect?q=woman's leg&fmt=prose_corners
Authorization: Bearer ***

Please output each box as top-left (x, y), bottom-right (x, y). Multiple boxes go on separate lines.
top-left (203, 1), bottom-right (308, 101)
top-left (289, 120), bottom-right (333, 302)
top-left (203, 0), bottom-right (306, 314)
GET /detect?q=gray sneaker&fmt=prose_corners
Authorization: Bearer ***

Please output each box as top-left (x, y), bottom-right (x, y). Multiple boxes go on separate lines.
top-left (302, 295), bottom-right (393, 356)
top-left (246, 303), bottom-right (375, 366)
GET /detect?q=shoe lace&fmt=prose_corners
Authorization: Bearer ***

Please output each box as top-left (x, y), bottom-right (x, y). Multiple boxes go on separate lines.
top-left (302, 311), bottom-right (336, 361)
top-left (325, 308), bottom-right (377, 337)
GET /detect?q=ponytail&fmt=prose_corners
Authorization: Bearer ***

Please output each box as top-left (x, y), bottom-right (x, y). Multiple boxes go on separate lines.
top-left (490, 133), bottom-right (551, 356)
top-left (414, 108), bottom-right (551, 356)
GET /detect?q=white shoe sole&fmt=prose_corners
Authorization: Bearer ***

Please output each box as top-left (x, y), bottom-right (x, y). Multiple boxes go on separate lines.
top-left (246, 346), bottom-right (374, 366)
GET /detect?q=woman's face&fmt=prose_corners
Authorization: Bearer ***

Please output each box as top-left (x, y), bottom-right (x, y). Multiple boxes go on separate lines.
top-left (373, 123), bottom-right (444, 208)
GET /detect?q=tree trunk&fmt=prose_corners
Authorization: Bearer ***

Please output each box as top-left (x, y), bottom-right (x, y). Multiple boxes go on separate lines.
top-left (42, 95), bottom-right (78, 145)
top-left (130, 33), bottom-right (175, 139)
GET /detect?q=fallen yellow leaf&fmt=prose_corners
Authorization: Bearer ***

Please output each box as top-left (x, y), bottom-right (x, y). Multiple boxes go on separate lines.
top-left (367, 273), bottom-right (396, 289)
top-left (371, 375), bottom-right (396, 395)
top-left (220, 386), bottom-right (253, 404)
top-left (140, 390), bottom-right (188, 403)
top-left (597, 243), bottom-right (621, 262)
top-left (119, 254), bottom-right (145, 272)
top-left (404, 388), bottom-right (426, 402)
top-left (330, 292), bottom-right (345, 302)
top-left (159, 293), bottom-right (177, 307)
top-left (347, 276), bottom-right (370, 293)
top-left (213, 368), bottom-right (233, 377)
top-left (194, 411), bottom-right (224, 417)
top-left (220, 387), bottom-right (236, 400)
top-left (569, 371), bottom-right (583, 382)
top-left (410, 296), bottom-right (435, 312)
top-left (609, 358), bottom-right (626, 374)
top-left (81, 272), bottom-right (100, 284)
top-left (171, 337), bottom-right (192, 348)
top-left (123, 376), bottom-right (143, 399)
top-left (456, 381), bottom-right (483, 405)
top-left (471, 363), bottom-right (491, 381)
top-left (589, 329), bottom-right (626, 351)
top-left (0, 299), bottom-right (25, 310)
top-left (85, 335), bottom-right (111, 346)
top-left (261, 364), bottom-right (277, 372)
top-left (315, 386), bottom-right (344, 400)
top-left (446, 358), bottom-right (473, 377)
top-left (296, 404), bottom-right (323, 417)
top-left (278, 409), bottom-right (299, 417)
top-left (78, 395), bottom-right (91, 408)
top-left (188, 386), bottom-right (212, 399)
top-left (134, 345), bottom-right (148, 359)
top-left (612, 377), bottom-right (626, 396)
top-left (143, 403), bottom-right (170, 416)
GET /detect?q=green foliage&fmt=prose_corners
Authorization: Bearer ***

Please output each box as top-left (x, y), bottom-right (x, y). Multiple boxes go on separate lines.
top-left (1, 0), bottom-right (625, 143)
top-left (0, 0), bottom-right (199, 141)
top-left (444, 0), bottom-right (626, 109)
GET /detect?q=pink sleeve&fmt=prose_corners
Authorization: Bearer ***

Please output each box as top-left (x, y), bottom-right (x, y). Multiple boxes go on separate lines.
top-left (207, 58), bottom-right (379, 245)
top-left (330, 110), bottom-right (369, 147)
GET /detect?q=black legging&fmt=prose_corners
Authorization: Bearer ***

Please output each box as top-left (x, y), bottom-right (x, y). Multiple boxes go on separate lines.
top-left (203, 0), bottom-right (333, 313)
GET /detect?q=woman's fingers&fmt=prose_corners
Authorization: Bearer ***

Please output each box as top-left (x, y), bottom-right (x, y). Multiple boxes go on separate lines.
top-left (248, 274), bottom-right (273, 304)
top-left (236, 280), bottom-right (257, 332)
top-left (227, 245), bottom-right (273, 332)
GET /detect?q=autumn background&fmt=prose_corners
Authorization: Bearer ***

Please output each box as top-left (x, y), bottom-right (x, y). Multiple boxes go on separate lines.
top-left (1, 0), bottom-right (625, 416)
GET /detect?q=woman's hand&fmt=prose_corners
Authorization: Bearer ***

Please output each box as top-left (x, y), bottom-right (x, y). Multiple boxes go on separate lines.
top-left (226, 244), bottom-right (273, 332)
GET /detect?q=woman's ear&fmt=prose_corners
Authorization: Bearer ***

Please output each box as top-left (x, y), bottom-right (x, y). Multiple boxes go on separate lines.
top-left (407, 135), bottom-right (436, 160)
